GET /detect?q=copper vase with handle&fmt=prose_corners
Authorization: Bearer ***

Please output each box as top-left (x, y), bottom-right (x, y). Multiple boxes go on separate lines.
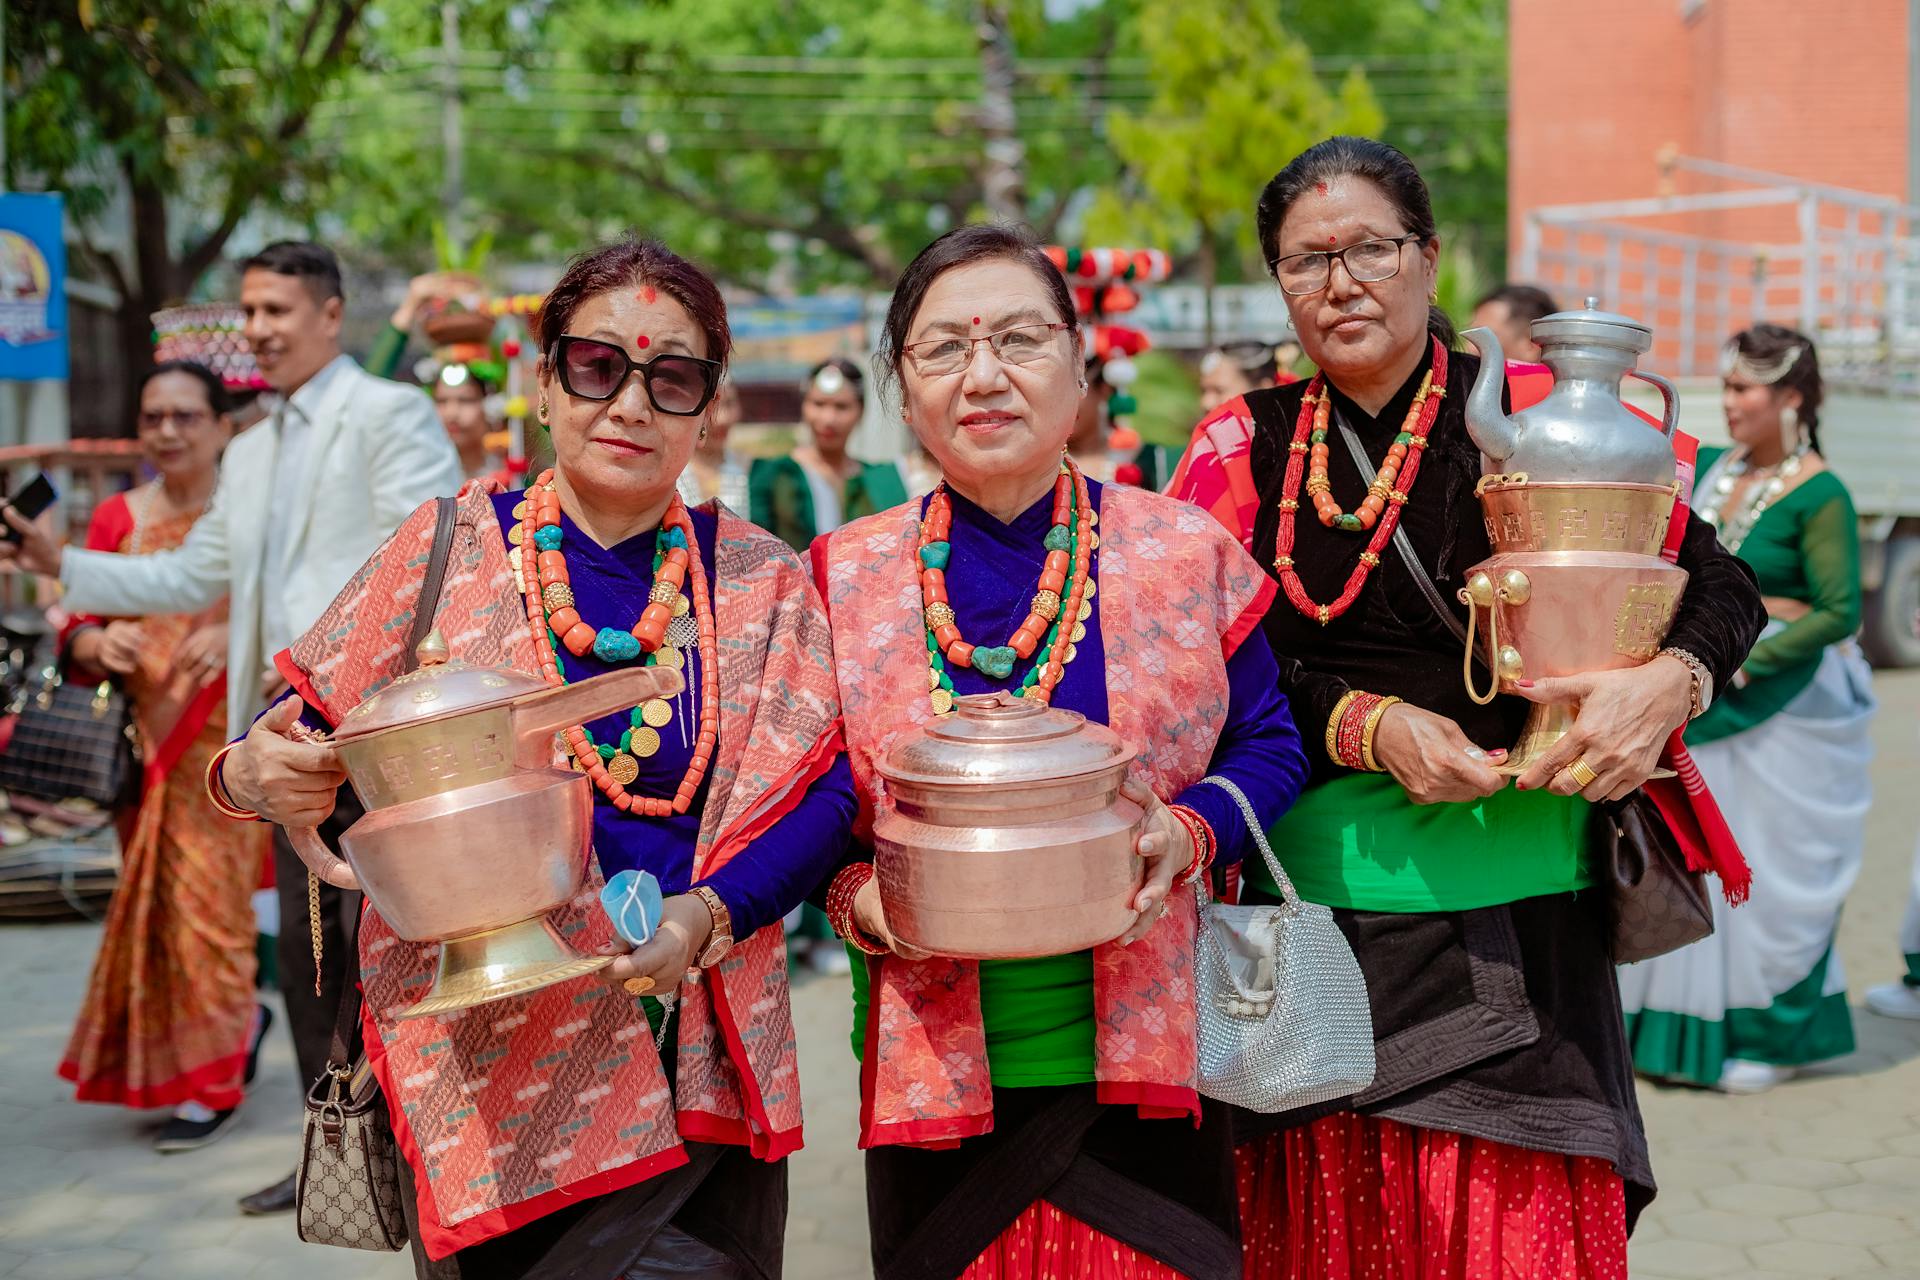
top-left (1458, 301), bottom-right (1689, 775)
top-left (285, 632), bottom-right (682, 1019)
top-left (873, 692), bottom-right (1145, 959)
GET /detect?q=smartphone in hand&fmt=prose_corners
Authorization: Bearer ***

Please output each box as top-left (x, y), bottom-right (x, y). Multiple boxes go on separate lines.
top-left (0, 473), bottom-right (57, 544)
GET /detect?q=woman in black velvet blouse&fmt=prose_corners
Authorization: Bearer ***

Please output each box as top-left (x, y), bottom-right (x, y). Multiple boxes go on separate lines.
top-left (1170, 136), bottom-right (1766, 1280)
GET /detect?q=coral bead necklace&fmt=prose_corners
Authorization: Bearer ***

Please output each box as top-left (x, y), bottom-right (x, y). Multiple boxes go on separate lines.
top-left (1274, 337), bottom-right (1447, 625)
top-left (918, 460), bottom-right (1096, 714)
top-left (518, 470), bottom-right (719, 815)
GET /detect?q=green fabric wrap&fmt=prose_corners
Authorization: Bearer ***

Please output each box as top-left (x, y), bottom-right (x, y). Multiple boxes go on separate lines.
top-left (1245, 772), bottom-right (1592, 913)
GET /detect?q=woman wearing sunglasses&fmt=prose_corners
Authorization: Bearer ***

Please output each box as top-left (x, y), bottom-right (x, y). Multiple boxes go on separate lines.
top-left (810, 223), bottom-right (1310, 1280)
top-left (215, 238), bottom-right (855, 1277)
top-left (1169, 137), bottom-right (1765, 1277)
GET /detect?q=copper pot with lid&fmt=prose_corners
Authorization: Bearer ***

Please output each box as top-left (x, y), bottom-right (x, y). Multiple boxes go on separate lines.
top-left (873, 692), bottom-right (1145, 959)
top-left (283, 632), bottom-right (681, 1018)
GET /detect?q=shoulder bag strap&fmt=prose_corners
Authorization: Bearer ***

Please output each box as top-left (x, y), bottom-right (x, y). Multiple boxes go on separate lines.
top-left (326, 495), bottom-right (459, 1067)
top-left (405, 496), bottom-right (460, 656)
top-left (1330, 408), bottom-right (1474, 650)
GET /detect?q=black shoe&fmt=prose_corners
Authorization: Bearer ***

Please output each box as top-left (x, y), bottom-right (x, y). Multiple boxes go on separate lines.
top-left (154, 1107), bottom-right (239, 1153)
top-left (239, 1170), bottom-right (298, 1215)
top-left (243, 1003), bottom-right (274, 1086)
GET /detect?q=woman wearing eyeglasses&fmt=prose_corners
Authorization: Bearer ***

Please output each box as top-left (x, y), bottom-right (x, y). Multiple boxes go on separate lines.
top-left (811, 223), bottom-right (1310, 1280)
top-left (215, 238), bottom-right (856, 1277)
top-left (751, 357), bottom-right (908, 552)
top-left (1168, 138), bottom-right (1765, 1277)
top-left (59, 360), bottom-right (273, 1154)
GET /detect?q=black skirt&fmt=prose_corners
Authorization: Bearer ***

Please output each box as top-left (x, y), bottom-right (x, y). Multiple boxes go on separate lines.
top-left (866, 1084), bottom-right (1242, 1280)
top-left (399, 1138), bottom-right (786, 1280)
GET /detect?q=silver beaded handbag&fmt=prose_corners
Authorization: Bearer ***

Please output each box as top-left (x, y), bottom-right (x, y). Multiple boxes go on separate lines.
top-left (1193, 775), bottom-right (1376, 1113)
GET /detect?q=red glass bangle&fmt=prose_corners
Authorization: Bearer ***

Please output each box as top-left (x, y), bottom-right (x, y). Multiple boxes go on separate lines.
top-left (825, 863), bottom-right (889, 956)
top-left (1168, 804), bottom-right (1215, 884)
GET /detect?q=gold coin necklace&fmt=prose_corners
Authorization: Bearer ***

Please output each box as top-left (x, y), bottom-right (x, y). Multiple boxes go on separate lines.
top-left (530, 499), bottom-right (690, 784)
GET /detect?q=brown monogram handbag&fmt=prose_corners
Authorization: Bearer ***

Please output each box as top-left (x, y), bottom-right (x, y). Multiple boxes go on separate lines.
top-left (294, 498), bottom-right (458, 1252)
top-left (296, 1029), bottom-right (408, 1251)
top-left (1598, 790), bottom-right (1715, 964)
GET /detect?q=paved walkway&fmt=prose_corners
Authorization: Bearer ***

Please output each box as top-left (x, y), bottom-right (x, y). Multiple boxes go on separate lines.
top-left (2, 671), bottom-right (1916, 1278)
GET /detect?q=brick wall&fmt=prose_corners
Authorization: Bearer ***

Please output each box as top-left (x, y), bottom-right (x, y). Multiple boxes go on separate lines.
top-left (1509, 0), bottom-right (1910, 262)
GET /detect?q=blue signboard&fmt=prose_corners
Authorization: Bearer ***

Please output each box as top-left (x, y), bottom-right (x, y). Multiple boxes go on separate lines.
top-left (0, 194), bottom-right (69, 381)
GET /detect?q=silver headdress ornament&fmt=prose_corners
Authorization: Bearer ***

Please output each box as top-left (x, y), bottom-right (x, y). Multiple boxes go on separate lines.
top-left (1719, 338), bottom-right (1806, 387)
top-left (811, 365), bottom-right (848, 395)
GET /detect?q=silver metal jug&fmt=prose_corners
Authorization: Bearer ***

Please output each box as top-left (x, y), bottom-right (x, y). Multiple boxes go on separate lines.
top-left (1462, 299), bottom-right (1680, 487)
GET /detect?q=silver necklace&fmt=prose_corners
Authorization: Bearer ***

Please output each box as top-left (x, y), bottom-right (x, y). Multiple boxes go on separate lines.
top-left (1697, 444), bottom-right (1808, 554)
top-left (129, 477), bottom-right (213, 555)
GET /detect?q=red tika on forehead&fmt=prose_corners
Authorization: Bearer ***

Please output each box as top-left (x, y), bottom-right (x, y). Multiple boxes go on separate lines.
top-left (972, 316), bottom-right (981, 325)
top-left (1316, 181), bottom-right (1329, 195)
top-left (638, 285), bottom-right (658, 305)
top-left (636, 334), bottom-right (651, 349)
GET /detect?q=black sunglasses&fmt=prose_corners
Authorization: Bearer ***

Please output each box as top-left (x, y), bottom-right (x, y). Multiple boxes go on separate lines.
top-left (552, 335), bottom-right (722, 416)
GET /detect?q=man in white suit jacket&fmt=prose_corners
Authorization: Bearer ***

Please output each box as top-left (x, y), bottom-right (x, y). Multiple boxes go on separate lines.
top-left (4, 242), bottom-right (461, 1210)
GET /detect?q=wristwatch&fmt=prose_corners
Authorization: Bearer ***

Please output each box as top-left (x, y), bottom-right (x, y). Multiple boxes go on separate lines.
top-left (1658, 647), bottom-right (1714, 719)
top-left (688, 884), bottom-right (735, 968)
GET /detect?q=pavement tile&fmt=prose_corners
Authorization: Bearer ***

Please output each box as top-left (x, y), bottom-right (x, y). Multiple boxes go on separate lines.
top-left (1855, 1156), bottom-right (1920, 1192)
top-left (1733, 1156), bottom-right (1861, 1191)
top-left (1665, 1208), bottom-right (1790, 1245)
top-left (11, 1249), bottom-right (142, 1280)
top-left (127, 1247), bottom-right (265, 1280)
top-left (1747, 1239), bottom-right (1883, 1274)
top-left (1701, 1182), bottom-right (1826, 1217)
top-left (1816, 1180), bottom-right (1920, 1221)
top-left (1624, 1237), bottom-right (1749, 1277)
top-left (1784, 1209), bottom-right (1912, 1247)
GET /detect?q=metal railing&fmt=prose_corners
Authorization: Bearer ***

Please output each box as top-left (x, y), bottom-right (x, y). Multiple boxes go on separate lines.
top-left (1518, 156), bottom-right (1920, 393)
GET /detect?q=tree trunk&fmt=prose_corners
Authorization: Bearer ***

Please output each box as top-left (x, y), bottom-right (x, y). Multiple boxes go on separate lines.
top-left (1199, 225), bottom-right (1219, 350)
top-left (976, 0), bottom-right (1026, 222)
top-left (118, 167), bottom-right (182, 430)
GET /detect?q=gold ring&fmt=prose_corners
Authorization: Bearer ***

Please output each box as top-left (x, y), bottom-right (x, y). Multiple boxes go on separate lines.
top-left (623, 976), bottom-right (656, 997)
top-left (1567, 759), bottom-right (1600, 789)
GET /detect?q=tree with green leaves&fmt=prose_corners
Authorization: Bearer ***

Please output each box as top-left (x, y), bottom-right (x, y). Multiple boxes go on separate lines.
top-left (1085, 0), bottom-right (1383, 345)
top-left (317, 0), bottom-right (1137, 289)
top-left (4, 0), bottom-right (372, 415)
top-left (1277, 0), bottom-right (1509, 265)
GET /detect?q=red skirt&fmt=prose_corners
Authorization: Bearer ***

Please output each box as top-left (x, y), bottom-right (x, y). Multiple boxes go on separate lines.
top-left (1236, 1114), bottom-right (1627, 1280)
top-left (962, 1200), bottom-right (1187, 1280)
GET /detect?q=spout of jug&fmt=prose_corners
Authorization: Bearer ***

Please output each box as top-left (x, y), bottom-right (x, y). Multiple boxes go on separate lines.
top-left (1460, 327), bottom-right (1519, 465)
top-left (510, 666), bottom-right (687, 760)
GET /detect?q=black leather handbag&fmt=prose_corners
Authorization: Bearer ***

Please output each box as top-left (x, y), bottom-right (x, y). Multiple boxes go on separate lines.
top-left (0, 674), bottom-right (141, 809)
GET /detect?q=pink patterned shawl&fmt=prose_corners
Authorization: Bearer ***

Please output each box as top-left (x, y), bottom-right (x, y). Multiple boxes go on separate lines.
top-left (815, 484), bottom-right (1275, 1148)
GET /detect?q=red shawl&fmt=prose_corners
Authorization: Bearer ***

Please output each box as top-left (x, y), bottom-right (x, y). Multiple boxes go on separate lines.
top-left (279, 482), bottom-right (842, 1257)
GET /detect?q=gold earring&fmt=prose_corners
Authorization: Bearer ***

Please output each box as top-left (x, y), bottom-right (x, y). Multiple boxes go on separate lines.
top-left (537, 400), bottom-right (549, 424)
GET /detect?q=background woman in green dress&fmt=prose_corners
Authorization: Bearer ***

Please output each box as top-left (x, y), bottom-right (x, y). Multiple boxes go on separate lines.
top-left (1619, 324), bottom-right (1875, 1094)
top-left (750, 357), bottom-right (907, 552)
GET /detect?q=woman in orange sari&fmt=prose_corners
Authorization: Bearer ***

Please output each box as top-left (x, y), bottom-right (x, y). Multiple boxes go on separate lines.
top-left (59, 360), bottom-right (271, 1153)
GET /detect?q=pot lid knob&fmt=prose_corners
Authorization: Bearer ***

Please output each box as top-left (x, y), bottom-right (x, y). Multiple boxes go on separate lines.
top-left (416, 629), bottom-right (451, 668)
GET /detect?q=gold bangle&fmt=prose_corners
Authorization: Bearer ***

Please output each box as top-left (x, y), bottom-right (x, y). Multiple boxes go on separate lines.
top-left (1325, 690), bottom-right (1363, 765)
top-left (204, 743), bottom-right (258, 821)
top-left (1359, 696), bottom-right (1403, 773)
